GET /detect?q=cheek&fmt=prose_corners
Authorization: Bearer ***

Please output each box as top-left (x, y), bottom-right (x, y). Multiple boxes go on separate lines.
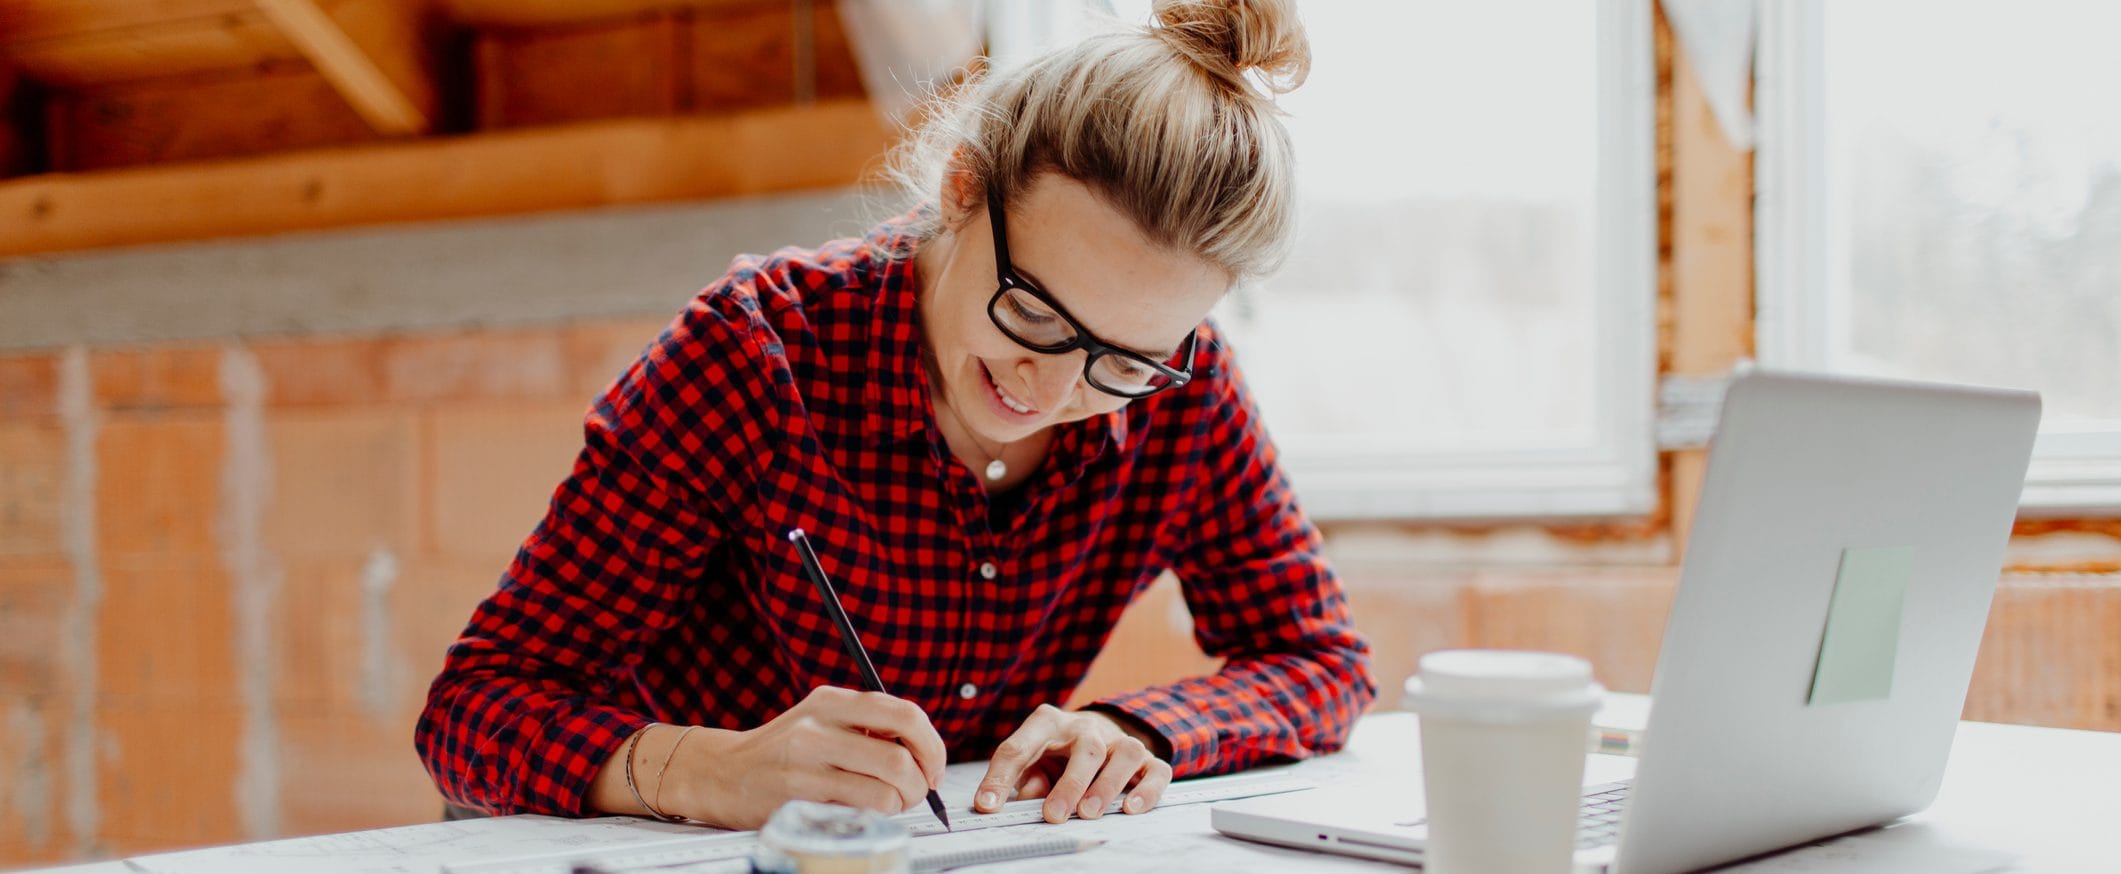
top-left (1077, 391), bottom-right (1131, 417)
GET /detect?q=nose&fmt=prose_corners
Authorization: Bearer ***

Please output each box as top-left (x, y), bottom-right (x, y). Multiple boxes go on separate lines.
top-left (1016, 354), bottom-right (1083, 411)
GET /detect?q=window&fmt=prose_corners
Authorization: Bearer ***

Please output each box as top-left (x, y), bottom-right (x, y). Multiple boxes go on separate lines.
top-left (1758, 0), bottom-right (2121, 512)
top-left (993, 0), bottom-right (1657, 520)
top-left (1213, 0), bottom-right (1658, 519)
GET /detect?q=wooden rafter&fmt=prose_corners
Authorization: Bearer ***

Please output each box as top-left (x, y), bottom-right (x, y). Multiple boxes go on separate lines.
top-left (0, 99), bottom-right (891, 257)
top-left (0, 0), bottom-right (259, 44)
top-left (253, 0), bottom-right (436, 135)
top-left (0, 9), bottom-right (302, 88)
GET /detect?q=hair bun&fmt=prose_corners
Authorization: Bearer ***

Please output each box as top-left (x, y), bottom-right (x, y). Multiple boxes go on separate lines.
top-left (1149, 0), bottom-right (1311, 99)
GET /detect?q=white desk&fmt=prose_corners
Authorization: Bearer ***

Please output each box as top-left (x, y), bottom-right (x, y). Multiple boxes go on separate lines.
top-left (19, 711), bottom-right (2117, 874)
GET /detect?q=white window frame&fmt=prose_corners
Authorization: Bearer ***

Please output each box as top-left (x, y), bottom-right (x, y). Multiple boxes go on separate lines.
top-left (1277, 0), bottom-right (1659, 521)
top-left (1755, 0), bottom-right (2121, 515)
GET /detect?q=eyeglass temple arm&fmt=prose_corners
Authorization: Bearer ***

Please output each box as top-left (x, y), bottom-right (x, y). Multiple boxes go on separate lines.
top-left (986, 187), bottom-right (1012, 283)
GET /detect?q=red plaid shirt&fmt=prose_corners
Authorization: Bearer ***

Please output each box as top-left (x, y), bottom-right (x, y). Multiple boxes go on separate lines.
top-left (415, 215), bottom-right (1375, 816)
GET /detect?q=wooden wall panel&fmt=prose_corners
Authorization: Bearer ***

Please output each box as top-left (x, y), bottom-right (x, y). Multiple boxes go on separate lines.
top-left (44, 66), bottom-right (380, 172)
top-left (474, 15), bottom-right (680, 128)
top-left (1661, 5), bottom-right (1754, 557)
top-left (0, 65), bottom-right (32, 177)
top-left (257, 0), bottom-right (442, 135)
top-left (810, 0), bottom-right (865, 102)
top-left (442, 0), bottom-right (737, 28)
top-left (689, 2), bottom-right (795, 112)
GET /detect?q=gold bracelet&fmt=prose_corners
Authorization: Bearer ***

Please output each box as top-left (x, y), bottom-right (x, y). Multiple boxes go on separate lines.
top-left (649, 725), bottom-right (700, 821)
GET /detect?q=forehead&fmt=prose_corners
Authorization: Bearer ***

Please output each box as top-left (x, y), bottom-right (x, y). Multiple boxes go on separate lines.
top-left (997, 175), bottom-right (1229, 353)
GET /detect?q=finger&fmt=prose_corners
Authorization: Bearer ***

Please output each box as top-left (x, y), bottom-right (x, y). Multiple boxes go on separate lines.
top-left (1079, 739), bottom-right (1151, 820)
top-left (833, 692), bottom-right (949, 790)
top-left (823, 730), bottom-right (927, 812)
top-left (1017, 766), bottom-right (1053, 800)
top-left (1042, 733), bottom-right (1109, 824)
top-left (977, 716), bottom-right (1058, 813)
top-left (1124, 758), bottom-right (1174, 815)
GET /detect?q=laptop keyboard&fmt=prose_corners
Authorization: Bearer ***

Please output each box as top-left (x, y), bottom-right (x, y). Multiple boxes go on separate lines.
top-left (1394, 780), bottom-right (1633, 851)
top-left (1575, 781), bottom-right (1631, 849)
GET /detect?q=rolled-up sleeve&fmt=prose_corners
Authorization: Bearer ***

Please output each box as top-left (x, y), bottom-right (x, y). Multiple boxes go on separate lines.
top-left (414, 284), bottom-right (781, 815)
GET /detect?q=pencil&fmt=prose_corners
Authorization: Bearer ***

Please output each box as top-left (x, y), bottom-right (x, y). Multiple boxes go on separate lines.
top-left (786, 528), bottom-right (953, 832)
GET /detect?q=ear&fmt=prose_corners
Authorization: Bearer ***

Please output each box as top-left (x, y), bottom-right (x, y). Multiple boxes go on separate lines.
top-left (936, 151), bottom-right (984, 231)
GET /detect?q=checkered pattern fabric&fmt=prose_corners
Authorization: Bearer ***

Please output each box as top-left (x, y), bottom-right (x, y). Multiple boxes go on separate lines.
top-left (414, 215), bottom-right (1375, 817)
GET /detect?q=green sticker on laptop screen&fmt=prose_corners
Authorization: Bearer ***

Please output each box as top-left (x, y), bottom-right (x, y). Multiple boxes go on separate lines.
top-left (1807, 545), bottom-right (1915, 706)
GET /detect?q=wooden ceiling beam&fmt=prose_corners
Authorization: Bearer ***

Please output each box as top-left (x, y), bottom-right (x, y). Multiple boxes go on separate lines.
top-left (253, 0), bottom-right (437, 135)
top-left (1, 10), bottom-right (302, 89)
top-left (0, 0), bottom-right (258, 45)
top-left (0, 98), bottom-right (890, 257)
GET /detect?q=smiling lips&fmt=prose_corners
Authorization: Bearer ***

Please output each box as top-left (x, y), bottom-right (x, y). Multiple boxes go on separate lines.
top-left (981, 362), bottom-right (1040, 417)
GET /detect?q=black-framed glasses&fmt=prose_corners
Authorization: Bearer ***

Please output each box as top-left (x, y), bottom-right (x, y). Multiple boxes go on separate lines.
top-left (985, 188), bottom-right (1199, 399)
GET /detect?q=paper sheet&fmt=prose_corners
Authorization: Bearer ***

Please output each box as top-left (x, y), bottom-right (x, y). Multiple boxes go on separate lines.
top-left (126, 815), bottom-right (705, 874)
top-left (1808, 545), bottom-right (1914, 705)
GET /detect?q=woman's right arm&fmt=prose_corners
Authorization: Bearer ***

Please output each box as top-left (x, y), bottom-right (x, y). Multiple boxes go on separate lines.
top-left (414, 281), bottom-right (947, 824)
top-left (413, 298), bottom-right (752, 818)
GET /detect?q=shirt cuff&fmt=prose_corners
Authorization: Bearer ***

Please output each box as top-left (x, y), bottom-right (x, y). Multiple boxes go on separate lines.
top-left (526, 703), bottom-right (658, 817)
top-left (1087, 687), bottom-right (1223, 778)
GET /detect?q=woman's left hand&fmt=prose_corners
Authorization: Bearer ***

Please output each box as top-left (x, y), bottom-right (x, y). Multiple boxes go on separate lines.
top-left (973, 704), bottom-right (1173, 823)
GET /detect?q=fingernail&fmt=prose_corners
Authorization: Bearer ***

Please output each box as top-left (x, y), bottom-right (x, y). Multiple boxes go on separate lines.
top-left (977, 791), bottom-right (998, 810)
top-left (1080, 796), bottom-right (1103, 818)
top-left (1125, 795), bottom-right (1145, 813)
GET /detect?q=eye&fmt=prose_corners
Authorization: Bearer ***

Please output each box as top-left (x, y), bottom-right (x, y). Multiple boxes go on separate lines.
top-left (1107, 358), bottom-right (1150, 379)
top-left (1007, 294), bottom-right (1057, 325)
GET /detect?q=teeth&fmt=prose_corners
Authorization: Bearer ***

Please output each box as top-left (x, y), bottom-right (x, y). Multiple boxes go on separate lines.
top-left (988, 369), bottom-right (1034, 414)
top-left (995, 383), bottom-right (1033, 414)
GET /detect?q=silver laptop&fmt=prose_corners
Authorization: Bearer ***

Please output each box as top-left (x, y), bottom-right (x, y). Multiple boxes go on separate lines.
top-left (1213, 371), bottom-right (2041, 873)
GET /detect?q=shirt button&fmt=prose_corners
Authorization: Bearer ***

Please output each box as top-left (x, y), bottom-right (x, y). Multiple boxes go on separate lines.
top-left (959, 683), bottom-right (979, 700)
top-left (977, 562), bottom-right (998, 580)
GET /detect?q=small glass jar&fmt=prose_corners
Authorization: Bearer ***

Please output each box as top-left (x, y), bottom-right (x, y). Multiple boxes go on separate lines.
top-left (751, 801), bottom-right (911, 874)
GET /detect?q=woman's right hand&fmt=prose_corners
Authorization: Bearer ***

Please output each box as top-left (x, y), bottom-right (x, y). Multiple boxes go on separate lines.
top-left (647, 686), bottom-right (948, 830)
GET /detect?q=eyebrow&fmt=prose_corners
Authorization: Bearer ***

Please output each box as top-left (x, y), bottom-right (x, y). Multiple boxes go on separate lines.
top-left (1010, 264), bottom-right (1183, 361)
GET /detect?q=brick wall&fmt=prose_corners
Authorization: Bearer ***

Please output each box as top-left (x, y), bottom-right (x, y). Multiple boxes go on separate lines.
top-left (0, 319), bottom-right (663, 864)
top-left (4, 323), bottom-right (2119, 866)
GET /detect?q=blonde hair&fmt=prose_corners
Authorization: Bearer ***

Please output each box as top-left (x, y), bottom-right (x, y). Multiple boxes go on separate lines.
top-left (886, 0), bottom-right (1311, 285)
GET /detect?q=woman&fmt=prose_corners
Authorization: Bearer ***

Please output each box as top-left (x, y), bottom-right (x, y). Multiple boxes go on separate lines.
top-left (415, 0), bottom-right (1374, 831)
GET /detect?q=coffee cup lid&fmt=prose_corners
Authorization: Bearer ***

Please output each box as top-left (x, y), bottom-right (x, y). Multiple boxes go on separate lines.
top-left (1403, 650), bottom-right (1604, 722)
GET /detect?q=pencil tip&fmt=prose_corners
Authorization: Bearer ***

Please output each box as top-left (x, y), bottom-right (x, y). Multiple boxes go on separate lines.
top-left (928, 792), bottom-right (952, 831)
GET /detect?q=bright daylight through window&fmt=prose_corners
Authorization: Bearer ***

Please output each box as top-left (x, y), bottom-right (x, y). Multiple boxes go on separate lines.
top-left (1210, 0), bottom-right (1656, 519)
top-left (1759, 0), bottom-right (2121, 512)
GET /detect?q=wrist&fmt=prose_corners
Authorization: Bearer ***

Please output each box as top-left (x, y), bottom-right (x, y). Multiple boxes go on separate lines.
top-left (1083, 706), bottom-right (1170, 759)
top-left (661, 726), bottom-right (741, 826)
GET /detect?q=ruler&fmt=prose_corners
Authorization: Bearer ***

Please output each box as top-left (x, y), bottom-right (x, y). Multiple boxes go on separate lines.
top-left (445, 772), bottom-right (1311, 874)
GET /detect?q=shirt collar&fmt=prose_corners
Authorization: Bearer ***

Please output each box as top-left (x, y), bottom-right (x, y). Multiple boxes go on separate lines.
top-left (862, 216), bottom-right (931, 445)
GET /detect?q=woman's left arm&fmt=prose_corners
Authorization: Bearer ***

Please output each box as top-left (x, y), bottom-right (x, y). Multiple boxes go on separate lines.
top-left (1089, 351), bottom-right (1378, 779)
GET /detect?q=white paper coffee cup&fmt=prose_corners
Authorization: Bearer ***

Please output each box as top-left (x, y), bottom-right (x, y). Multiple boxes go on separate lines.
top-left (1403, 650), bottom-right (1604, 874)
